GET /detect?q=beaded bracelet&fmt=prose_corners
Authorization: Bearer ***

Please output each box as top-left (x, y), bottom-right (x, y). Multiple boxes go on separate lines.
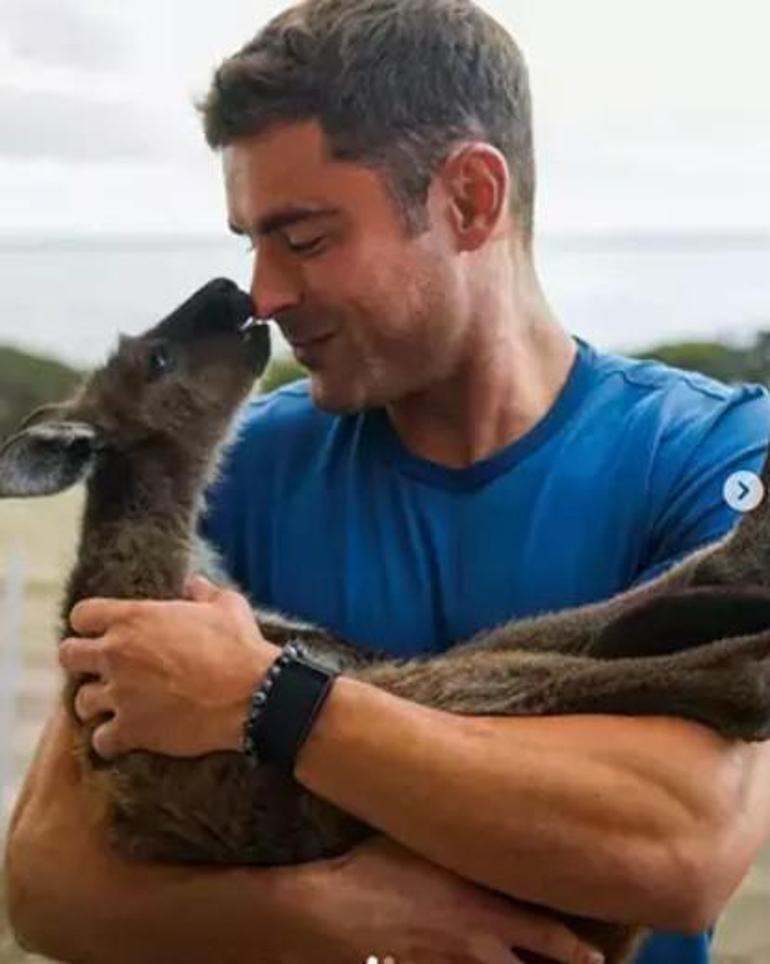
top-left (241, 642), bottom-right (303, 761)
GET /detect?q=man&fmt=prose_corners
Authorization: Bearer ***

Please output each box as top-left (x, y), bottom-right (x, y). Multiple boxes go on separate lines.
top-left (6, 1), bottom-right (770, 962)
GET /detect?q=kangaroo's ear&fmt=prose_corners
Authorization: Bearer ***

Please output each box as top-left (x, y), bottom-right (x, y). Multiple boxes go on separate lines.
top-left (15, 402), bottom-right (71, 432)
top-left (0, 418), bottom-right (100, 498)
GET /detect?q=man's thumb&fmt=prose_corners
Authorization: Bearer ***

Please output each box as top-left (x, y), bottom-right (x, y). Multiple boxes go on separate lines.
top-left (183, 573), bottom-right (221, 603)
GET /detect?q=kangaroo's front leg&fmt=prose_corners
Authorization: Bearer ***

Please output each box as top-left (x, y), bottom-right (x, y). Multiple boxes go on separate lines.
top-left (432, 540), bottom-right (746, 664)
top-left (531, 631), bottom-right (770, 741)
top-left (354, 629), bottom-right (770, 742)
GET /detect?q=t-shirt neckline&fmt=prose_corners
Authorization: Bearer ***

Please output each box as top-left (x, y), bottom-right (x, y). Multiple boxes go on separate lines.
top-left (367, 336), bottom-right (596, 491)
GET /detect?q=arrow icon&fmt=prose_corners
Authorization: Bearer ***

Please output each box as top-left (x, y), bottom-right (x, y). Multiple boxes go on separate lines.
top-left (723, 471), bottom-right (765, 513)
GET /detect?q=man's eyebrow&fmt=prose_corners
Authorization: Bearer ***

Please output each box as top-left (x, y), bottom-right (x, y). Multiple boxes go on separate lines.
top-left (228, 206), bottom-right (340, 238)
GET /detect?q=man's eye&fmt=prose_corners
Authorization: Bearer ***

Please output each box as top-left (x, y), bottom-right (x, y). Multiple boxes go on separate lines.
top-left (286, 236), bottom-right (326, 255)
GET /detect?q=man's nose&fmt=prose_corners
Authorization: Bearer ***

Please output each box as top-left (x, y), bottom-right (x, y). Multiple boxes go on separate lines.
top-left (250, 246), bottom-right (302, 321)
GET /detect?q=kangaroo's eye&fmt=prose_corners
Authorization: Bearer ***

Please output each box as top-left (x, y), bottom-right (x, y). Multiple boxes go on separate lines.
top-left (148, 345), bottom-right (175, 378)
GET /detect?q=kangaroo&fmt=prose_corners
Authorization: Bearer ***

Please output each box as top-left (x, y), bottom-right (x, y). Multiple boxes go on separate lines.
top-left (2, 278), bottom-right (769, 964)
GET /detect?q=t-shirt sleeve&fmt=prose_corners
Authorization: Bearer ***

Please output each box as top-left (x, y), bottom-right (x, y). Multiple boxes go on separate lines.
top-left (631, 383), bottom-right (770, 587)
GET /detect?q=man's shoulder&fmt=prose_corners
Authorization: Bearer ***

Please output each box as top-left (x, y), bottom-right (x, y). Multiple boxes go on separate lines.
top-left (587, 340), bottom-right (764, 408)
top-left (215, 379), bottom-right (363, 496)
top-left (239, 379), bottom-right (321, 434)
top-left (583, 340), bottom-right (770, 447)
top-left (229, 379), bottom-right (341, 457)
top-left (203, 380), bottom-right (334, 549)
top-left (580, 344), bottom-right (770, 579)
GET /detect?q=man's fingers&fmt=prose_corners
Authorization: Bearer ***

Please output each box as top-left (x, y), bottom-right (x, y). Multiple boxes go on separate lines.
top-left (91, 717), bottom-right (124, 761)
top-left (73, 681), bottom-right (114, 723)
top-left (183, 573), bottom-right (221, 603)
top-left (185, 574), bottom-right (252, 622)
top-left (460, 933), bottom-right (531, 963)
top-left (509, 925), bottom-right (604, 964)
top-left (498, 907), bottom-right (603, 964)
top-left (69, 597), bottom-right (137, 635)
top-left (59, 636), bottom-right (107, 677)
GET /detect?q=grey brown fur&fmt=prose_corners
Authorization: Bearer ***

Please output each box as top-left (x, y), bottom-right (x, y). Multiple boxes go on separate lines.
top-left (2, 279), bottom-right (770, 964)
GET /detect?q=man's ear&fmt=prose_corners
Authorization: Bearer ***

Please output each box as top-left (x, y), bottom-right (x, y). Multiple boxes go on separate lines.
top-left (441, 143), bottom-right (510, 251)
top-left (0, 411), bottom-right (100, 498)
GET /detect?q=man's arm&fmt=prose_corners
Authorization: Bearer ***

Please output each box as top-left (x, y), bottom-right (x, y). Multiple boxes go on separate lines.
top-left (54, 576), bottom-right (770, 938)
top-left (5, 710), bottom-right (320, 964)
top-left (289, 395), bottom-right (770, 933)
top-left (295, 675), bottom-right (770, 932)
top-left (6, 708), bottom-right (604, 964)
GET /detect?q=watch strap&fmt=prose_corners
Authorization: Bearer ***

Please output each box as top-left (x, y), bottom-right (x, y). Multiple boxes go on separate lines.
top-left (245, 644), bottom-right (337, 774)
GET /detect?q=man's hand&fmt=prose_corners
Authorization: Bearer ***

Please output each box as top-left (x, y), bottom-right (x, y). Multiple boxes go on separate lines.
top-left (58, 575), bottom-right (280, 759)
top-left (305, 835), bottom-right (605, 964)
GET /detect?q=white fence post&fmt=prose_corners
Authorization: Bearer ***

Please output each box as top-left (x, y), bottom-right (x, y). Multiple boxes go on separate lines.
top-left (0, 543), bottom-right (24, 830)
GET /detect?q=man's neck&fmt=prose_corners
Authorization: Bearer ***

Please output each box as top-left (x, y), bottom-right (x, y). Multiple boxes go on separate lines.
top-left (386, 267), bottom-right (577, 469)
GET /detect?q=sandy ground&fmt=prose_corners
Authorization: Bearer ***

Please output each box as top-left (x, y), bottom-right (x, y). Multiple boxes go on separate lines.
top-left (0, 495), bottom-right (768, 963)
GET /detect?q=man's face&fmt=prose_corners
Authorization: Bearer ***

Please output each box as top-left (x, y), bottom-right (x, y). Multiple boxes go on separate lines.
top-left (223, 121), bottom-right (469, 413)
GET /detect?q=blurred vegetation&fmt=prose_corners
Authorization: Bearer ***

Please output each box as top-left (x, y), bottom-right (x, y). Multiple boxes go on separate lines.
top-left (0, 344), bottom-right (308, 443)
top-left (630, 331), bottom-right (770, 385)
top-left (259, 356), bottom-right (307, 393)
top-left (2, 330), bottom-right (767, 445)
top-left (0, 345), bottom-right (82, 442)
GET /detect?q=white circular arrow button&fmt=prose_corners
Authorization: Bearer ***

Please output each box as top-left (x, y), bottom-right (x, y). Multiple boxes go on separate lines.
top-left (723, 470), bottom-right (765, 513)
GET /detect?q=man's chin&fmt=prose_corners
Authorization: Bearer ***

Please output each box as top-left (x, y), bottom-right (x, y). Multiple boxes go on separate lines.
top-left (307, 373), bottom-right (366, 415)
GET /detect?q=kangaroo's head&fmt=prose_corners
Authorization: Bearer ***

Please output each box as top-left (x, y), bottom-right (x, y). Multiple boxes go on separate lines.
top-left (0, 278), bottom-right (270, 498)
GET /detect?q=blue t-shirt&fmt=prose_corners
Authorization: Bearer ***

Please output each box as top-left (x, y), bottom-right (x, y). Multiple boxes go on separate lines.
top-left (204, 337), bottom-right (770, 963)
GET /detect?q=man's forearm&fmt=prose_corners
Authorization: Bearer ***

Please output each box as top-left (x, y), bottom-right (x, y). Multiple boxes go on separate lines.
top-left (295, 676), bottom-right (770, 930)
top-left (9, 828), bottom-right (315, 964)
top-left (5, 710), bottom-right (322, 964)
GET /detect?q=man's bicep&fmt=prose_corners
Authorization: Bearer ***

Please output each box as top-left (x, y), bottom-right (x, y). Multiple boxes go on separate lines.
top-left (701, 739), bottom-right (770, 920)
top-left (632, 389), bottom-right (770, 587)
top-left (631, 510), bottom-right (733, 587)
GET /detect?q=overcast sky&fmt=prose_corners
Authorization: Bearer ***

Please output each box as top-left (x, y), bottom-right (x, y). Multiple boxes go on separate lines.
top-left (1, 0), bottom-right (769, 238)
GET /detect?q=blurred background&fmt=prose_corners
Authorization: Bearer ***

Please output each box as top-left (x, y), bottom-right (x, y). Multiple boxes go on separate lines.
top-left (1, 1), bottom-right (769, 962)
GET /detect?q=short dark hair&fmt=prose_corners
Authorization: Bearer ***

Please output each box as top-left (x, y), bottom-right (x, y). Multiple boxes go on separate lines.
top-left (200, 0), bottom-right (535, 240)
